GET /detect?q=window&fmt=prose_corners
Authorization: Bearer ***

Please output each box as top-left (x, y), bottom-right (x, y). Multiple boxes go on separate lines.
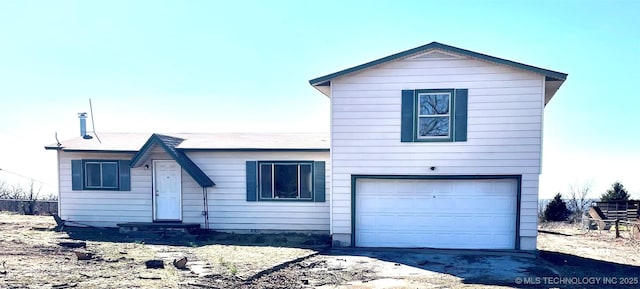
top-left (71, 159), bottom-right (131, 191)
top-left (245, 161), bottom-right (325, 202)
top-left (417, 92), bottom-right (451, 138)
top-left (85, 161), bottom-right (119, 189)
top-left (401, 88), bottom-right (468, 142)
top-left (259, 162), bottom-right (313, 200)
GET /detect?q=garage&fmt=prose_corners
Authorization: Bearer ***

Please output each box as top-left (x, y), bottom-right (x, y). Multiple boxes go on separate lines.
top-left (354, 177), bottom-right (519, 249)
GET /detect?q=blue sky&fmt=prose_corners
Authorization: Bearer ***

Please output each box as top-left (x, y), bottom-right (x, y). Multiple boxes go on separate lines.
top-left (0, 0), bottom-right (638, 199)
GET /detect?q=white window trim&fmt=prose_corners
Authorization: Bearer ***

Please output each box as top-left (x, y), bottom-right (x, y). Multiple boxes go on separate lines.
top-left (259, 162), bottom-right (313, 200)
top-left (416, 92), bottom-right (452, 139)
top-left (84, 161), bottom-right (119, 189)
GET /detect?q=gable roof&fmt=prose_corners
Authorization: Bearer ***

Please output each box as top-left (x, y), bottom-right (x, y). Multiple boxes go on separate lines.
top-left (45, 132), bottom-right (329, 188)
top-left (130, 134), bottom-right (215, 187)
top-left (45, 133), bottom-right (330, 152)
top-left (309, 42), bottom-right (567, 103)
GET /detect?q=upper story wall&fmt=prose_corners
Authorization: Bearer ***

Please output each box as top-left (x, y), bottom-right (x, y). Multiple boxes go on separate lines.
top-left (330, 53), bottom-right (546, 177)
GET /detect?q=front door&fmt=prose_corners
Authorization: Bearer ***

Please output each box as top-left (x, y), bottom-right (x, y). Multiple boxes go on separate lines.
top-left (153, 160), bottom-right (182, 221)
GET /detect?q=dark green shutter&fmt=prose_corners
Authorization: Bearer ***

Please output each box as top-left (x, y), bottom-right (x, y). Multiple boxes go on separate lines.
top-left (71, 160), bottom-right (82, 191)
top-left (313, 161), bottom-right (326, 202)
top-left (401, 90), bottom-right (415, 142)
top-left (454, 89), bottom-right (468, 142)
top-left (246, 161), bottom-right (257, 201)
top-left (118, 160), bottom-right (131, 191)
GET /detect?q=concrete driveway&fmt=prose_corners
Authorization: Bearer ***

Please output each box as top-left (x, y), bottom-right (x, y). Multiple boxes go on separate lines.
top-left (309, 248), bottom-right (558, 288)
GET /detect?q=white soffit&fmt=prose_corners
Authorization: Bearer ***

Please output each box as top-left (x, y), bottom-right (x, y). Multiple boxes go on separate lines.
top-left (408, 50), bottom-right (466, 61)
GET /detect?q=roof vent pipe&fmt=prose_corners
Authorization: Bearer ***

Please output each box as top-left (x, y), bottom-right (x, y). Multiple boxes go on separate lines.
top-left (78, 112), bottom-right (92, 139)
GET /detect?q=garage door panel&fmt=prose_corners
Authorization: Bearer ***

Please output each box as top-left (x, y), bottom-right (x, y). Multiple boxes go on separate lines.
top-left (360, 232), bottom-right (506, 248)
top-left (414, 182), bottom-right (438, 193)
top-left (495, 180), bottom-right (517, 191)
top-left (492, 198), bottom-right (516, 210)
top-left (395, 181), bottom-right (416, 193)
top-left (355, 178), bottom-right (517, 249)
top-left (374, 181), bottom-right (397, 193)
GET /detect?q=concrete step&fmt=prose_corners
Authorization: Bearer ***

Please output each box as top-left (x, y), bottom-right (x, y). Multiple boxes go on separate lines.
top-left (117, 222), bottom-right (201, 234)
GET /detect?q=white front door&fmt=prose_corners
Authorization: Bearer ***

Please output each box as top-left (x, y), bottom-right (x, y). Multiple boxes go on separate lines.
top-left (153, 160), bottom-right (182, 221)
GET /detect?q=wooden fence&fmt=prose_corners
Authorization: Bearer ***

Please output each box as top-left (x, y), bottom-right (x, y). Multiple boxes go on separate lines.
top-left (595, 200), bottom-right (640, 221)
top-left (0, 199), bottom-right (58, 215)
top-left (583, 216), bottom-right (640, 239)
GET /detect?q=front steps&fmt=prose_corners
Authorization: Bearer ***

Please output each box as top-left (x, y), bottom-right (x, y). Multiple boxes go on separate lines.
top-left (117, 222), bottom-right (201, 235)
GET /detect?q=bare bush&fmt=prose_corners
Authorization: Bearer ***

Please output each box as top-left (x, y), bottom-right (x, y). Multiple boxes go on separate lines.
top-left (0, 180), bottom-right (8, 199)
top-left (567, 180), bottom-right (592, 223)
top-left (538, 199), bottom-right (547, 222)
top-left (0, 180), bottom-right (57, 214)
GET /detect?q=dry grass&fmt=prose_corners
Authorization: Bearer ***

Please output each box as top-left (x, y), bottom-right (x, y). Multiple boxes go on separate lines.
top-left (0, 212), bottom-right (325, 288)
top-left (9, 214), bottom-right (637, 289)
top-left (193, 244), bottom-right (315, 279)
top-left (538, 221), bottom-right (640, 266)
top-left (0, 214), bottom-right (183, 288)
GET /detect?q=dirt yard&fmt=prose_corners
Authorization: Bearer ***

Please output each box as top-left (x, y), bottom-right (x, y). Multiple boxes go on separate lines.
top-left (0, 213), bottom-right (327, 288)
top-left (536, 222), bottom-right (640, 288)
top-left (1, 213), bottom-right (639, 289)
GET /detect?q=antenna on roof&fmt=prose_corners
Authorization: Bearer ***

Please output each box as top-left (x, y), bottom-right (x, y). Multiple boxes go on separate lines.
top-left (88, 98), bottom-right (102, 143)
top-left (55, 131), bottom-right (61, 147)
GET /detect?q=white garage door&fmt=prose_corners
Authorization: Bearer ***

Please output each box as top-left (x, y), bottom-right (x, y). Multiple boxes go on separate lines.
top-left (355, 178), bottom-right (517, 249)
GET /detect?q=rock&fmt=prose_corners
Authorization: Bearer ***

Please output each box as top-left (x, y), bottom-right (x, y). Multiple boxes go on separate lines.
top-left (59, 242), bottom-right (86, 248)
top-left (74, 251), bottom-right (93, 260)
top-left (145, 259), bottom-right (164, 269)
top-left (52, 283), bottom-right (77, 289)
top-left (173, 257), bottom-right (188, 269)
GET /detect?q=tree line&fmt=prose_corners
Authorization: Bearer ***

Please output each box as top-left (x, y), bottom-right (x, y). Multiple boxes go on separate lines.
top-left (0, 180), bottom-right (58, 201)
top-left (0, 180), bottom-right (58, 215)
top-left (541, 181), bottom-right (633, 222)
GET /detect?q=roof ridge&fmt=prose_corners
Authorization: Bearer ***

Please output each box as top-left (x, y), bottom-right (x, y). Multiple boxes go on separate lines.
top-left (309, 41), bottom-right (567, 86)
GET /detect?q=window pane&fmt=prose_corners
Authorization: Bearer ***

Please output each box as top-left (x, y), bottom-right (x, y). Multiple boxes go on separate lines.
top-left (274, 164), bottom-right (298, 198)
top-left (102, 163), bottom-right (118, 188)
top-left (419, 117), bottom-right (450, 137)
top-left (299, 164), bottom-right (312, 199)
top-left (419, 94), bottom-right (449, 115)
top-left (85, 163), bottom-right (102, 187)
top-left (260, 164), bottom-right (273, 199)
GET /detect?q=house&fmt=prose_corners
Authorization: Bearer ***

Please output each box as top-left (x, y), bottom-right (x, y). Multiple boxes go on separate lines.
top-left (308, 42), bottom-right (566, 250)
top-left (45, 133), bottom-right (330, 232)
top-left (46, 41), bottom-right (566, 250)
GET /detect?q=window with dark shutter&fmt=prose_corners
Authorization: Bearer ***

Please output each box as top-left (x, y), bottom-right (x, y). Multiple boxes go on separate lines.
top-left (71, 159), bottom-right (131, 191)
top-left (401, 89), bottom-right (468, 142)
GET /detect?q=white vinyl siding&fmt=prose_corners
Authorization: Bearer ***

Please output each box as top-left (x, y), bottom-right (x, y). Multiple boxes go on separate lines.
top-left (186, 151), bottom-right (330, 232)
top-left (58, 151), bottom-right (151, 227)
top-left (58, 150), bottom-right (330, 232)
top-left (329, 54), bottom-right (544, 249)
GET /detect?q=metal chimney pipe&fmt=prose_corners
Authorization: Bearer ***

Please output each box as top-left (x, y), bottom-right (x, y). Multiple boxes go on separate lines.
top-left (78, 112), bottom-right (88, 137)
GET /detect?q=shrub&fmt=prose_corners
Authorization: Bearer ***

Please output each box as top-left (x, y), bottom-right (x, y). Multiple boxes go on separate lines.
top-left (543, 193), bottom-right (571, 222)
top-left (600, 181), bottom-right (630, 201)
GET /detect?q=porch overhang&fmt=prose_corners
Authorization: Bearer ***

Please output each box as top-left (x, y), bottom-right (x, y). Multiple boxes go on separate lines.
top-left (130, 134), bottom-right (215, 187)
